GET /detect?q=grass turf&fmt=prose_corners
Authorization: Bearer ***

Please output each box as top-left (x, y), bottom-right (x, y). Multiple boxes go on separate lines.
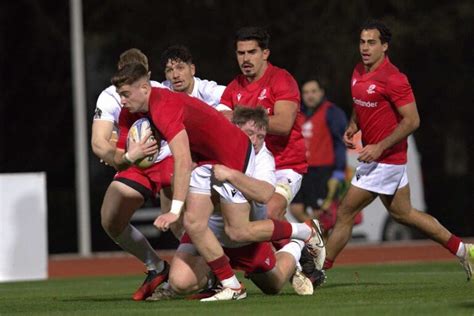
top-left (0, 261), bottom-right (473, 315)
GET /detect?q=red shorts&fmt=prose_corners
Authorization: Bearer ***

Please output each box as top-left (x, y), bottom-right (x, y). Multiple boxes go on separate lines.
top-left (180, 233), bottom-right (276, 274)
top-left (114, 156), bottom-right (173, 199)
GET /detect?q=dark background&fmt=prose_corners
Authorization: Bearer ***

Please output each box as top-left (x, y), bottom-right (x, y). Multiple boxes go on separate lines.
top-left (1, 0), bottom-right (473, 253)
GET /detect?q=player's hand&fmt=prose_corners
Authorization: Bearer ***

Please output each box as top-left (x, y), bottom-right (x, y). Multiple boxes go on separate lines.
top-left (127, 131), bottom-right (158, 162)
top-left (343, 127), bottom-right (358, 149)
top-left (212, 164), bottom-right (234, 182)
top-left (357, 144), bottom-right (383, 163)
top-left (154, 212), bottom-right (179, 231)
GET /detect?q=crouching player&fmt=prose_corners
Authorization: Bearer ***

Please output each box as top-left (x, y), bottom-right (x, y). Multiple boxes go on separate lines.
top-left (149, 107), bottom-right (316, 301)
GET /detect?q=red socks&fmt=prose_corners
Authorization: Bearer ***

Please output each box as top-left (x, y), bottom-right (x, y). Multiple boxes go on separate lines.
top-left (207, 255), bottom-right (234, 281)
top-left (270, 219), bottom-right (292, 241)
top-left (445, 235), bottom-right (462, 256)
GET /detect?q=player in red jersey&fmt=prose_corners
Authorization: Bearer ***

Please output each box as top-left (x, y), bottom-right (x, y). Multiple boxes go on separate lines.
top-left (219, 26), bottom-right (308, 242)
top-left (323, 20), bottom-right (473, 281)
top-left (111, 63), bottom-right (325, 301)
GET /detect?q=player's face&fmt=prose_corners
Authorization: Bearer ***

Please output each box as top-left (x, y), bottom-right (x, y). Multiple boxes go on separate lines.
top-left (240, 120), bottom-right (266, 154)
top-left (359, 29), bottom-right (388, 71)
top-left (117, 80), bottom-right (150, 113)
top-left (302, 81), bottom-right (324, 108)
top-left (236, 40), bottom-right (270, 82)
top-left (164, 59), bottom-right (196, 94)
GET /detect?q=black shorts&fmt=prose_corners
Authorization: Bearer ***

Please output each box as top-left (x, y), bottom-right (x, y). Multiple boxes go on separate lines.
top-left (292, 166), bottom-right (333, 209)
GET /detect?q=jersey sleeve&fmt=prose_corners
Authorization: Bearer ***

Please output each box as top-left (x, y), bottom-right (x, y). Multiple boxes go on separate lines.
top-left (94, 90), bottom-right (121, 123)
top-left (198, 79), bottom-right (226, 107)
top-left (272, 71), bottom-right (300, 104)
top-left (219, 82), bottom-right (236, 110)
top-left (386, 73), bottom-right (415, 107)
top-left (253, 146), bottom-right (276, 186)
top-left (150, 93), bottom-right (185, 143)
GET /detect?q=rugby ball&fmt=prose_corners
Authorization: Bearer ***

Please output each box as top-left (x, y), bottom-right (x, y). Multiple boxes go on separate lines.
top-left (127, 117), bottom-right (160, 169)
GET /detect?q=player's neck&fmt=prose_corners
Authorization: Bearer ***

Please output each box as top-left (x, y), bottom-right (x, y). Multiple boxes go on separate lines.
top-left (185, 78), bottom-right (195, 95)
top-left (364, 55), bottom-right (385, 73)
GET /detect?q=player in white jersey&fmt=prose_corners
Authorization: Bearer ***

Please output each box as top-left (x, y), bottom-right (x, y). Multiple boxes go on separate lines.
top-left (148, 107), bottom-right (314, 301)
top-left (159, 45), bottom-right (226, 108)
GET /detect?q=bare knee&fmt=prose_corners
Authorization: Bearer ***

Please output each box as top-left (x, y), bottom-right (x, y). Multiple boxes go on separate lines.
top-left (101, 209), bottom-right (124, 238)
top-left (169, 274), bottom-right (195, 295)
top-left (389, 207), bottom-right (417, 225)
top-left (183, 212), bottom-right (208, 234)
top-left (266, 195), bottom-right (287, 220)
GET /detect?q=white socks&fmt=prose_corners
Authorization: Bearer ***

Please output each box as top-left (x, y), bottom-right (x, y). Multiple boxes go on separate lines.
top-left (290, 223), bottom-right (312, 241)
top-left (278, 239), bottom-right (305, 263)
top-left (114, 224), bottom-right (163, 272)
top-left (220, 275), bottom-right (241, 289)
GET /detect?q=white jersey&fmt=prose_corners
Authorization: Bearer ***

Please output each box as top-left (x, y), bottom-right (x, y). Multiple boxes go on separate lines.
top-left (162, 77), bottom-right (226, 108)
top-left (93, 81), bottom-right (171, 162)
top-left (208, 143), bottom-right (276, 248)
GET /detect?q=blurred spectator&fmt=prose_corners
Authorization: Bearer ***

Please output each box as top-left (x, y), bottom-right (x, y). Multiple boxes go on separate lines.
top-left (290, 79), bottom-right (347, 229)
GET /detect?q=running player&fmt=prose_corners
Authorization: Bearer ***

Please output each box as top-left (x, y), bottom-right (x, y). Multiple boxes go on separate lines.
top-left (323, 20), bottom-right (474, 281)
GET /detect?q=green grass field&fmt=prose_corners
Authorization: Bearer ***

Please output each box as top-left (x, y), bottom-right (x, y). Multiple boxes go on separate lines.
top-left (0, 262), bottom-right (473, 315)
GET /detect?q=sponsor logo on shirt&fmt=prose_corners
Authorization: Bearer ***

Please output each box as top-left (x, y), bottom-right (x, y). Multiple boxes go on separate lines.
top-left (353, 97), bottom-right (378, 108)
top-left (258, 88), bottom-right (267, 101)
top-left (366, 84), bottom-right (376, 94)
top-left (231, 188), bottom-right (237, 197)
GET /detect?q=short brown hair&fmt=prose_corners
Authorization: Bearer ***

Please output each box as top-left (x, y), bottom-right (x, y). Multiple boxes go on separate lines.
top-left (111, 63), bottom-right (148, 88)
top-left (232, 106), bottom-right (269, 130)
top-left (117, 48), bottom-right (149, 71)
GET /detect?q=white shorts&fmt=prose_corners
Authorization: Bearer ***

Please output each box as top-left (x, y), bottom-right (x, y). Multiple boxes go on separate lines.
top-left (190, 149), bottom-right (256, 204)
top-left (351, 161), bottom-right (408, 195)
top-left (274, 169), bottom-right (303, 205)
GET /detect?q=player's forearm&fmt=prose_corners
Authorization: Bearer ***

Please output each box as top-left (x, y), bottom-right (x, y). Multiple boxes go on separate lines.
top-left (171, 155), bottom-right (192, 202)
top-left (91, 138), bottom-right (117, 168)
top-left (348, 110), bottom-right (359, 131)
top-left (227, 170), bottom-right (275, 204)
top-left (113, 149), bottom-right (132, 171)
top-left (378, 115), bottom-right (420, 151)
top-left (268, 114), bottom-right (295, 136)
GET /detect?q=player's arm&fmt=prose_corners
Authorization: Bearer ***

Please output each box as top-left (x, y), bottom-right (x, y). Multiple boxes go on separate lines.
top-left (213, 164), bottom-right (275, 204)
top-left (343, 110), bottom-right (360, 149)
top-left (113, 131), bottom-right (158, 171)
top-left (268, 100), bottom-right (298, 136)
top-left (358, 102), bottom-right (419, 163)
top-left (154, 130), bottom-right (192, 231)
top-left (91, 120), bottom-right (117, 168)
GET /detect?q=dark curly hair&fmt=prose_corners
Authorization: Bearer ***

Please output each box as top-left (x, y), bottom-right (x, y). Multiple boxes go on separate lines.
top-left (160, 45), bottom-right (193, 70)
top-left (360, 20), bottom-right (392, 44)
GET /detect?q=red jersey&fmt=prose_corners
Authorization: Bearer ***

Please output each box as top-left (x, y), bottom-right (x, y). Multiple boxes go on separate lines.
top-left (118, 88), bottom-right (251, 171)
top-left (220, 63), bottom-right (307, 173)
top-left (351, 57), bottom-right (415, 164)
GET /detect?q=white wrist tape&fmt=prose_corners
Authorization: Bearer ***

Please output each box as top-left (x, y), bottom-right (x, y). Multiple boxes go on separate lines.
top-left (170, 200), bottom-right (184, 216)
top-left (123, 152), bottom-right (133, 164)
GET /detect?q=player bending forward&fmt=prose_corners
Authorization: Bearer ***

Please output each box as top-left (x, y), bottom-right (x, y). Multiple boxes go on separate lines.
top-left (150, 107), bottom-right (315, 301)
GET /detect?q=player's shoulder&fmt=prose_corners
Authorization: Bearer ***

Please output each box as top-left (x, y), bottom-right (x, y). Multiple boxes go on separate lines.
top-left (269, 64), bottom-right (296, 81)
top-left (95, 85), bottom-right (121, 117)
top-left (151, 80), bottom-right (168, 89)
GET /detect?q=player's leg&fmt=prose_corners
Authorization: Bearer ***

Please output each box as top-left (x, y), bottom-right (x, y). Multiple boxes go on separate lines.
top-left (380, 184), bottom-right (473, 280)
top-left (324, 185), bottom-right (376, 269)
top-left (168, 245), bottom-right (209, 294)
top-left (250, 240), bottom-right (312, 295)
top-left (101, 178), bottom-right (168, 300)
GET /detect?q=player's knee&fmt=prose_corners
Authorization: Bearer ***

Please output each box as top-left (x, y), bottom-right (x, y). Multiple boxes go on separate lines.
top-left (224, 225), bottom-right (251, 243)
top-left (266, 206), bottom-right (285, 220)
top-left (258, 284), bottom-right (281, 295)
top-left (183, 212), bottom-right (207, 234)
top-left (389, 207), bottom-right (415, 224)
top-left (168, 275), bottom-right (194, 295)
top-left (100, 216), bottom-right (121, 238)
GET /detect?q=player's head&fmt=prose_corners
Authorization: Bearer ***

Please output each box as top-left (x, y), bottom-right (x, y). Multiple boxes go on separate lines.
top-left (301, 78), bottom-right (326, 109)
top-left (118, 48), bottom-right (149, 71)
top-left (359, 20), bottom-right (391, 70)
top-left (111, 63), bottom-right (151, 113)
top-left (234, 26), bottom-right (271, 81)
top-left (232, 106), bottom-right (268, 154)
top-left (160, 45), bottom-right (196, 94)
